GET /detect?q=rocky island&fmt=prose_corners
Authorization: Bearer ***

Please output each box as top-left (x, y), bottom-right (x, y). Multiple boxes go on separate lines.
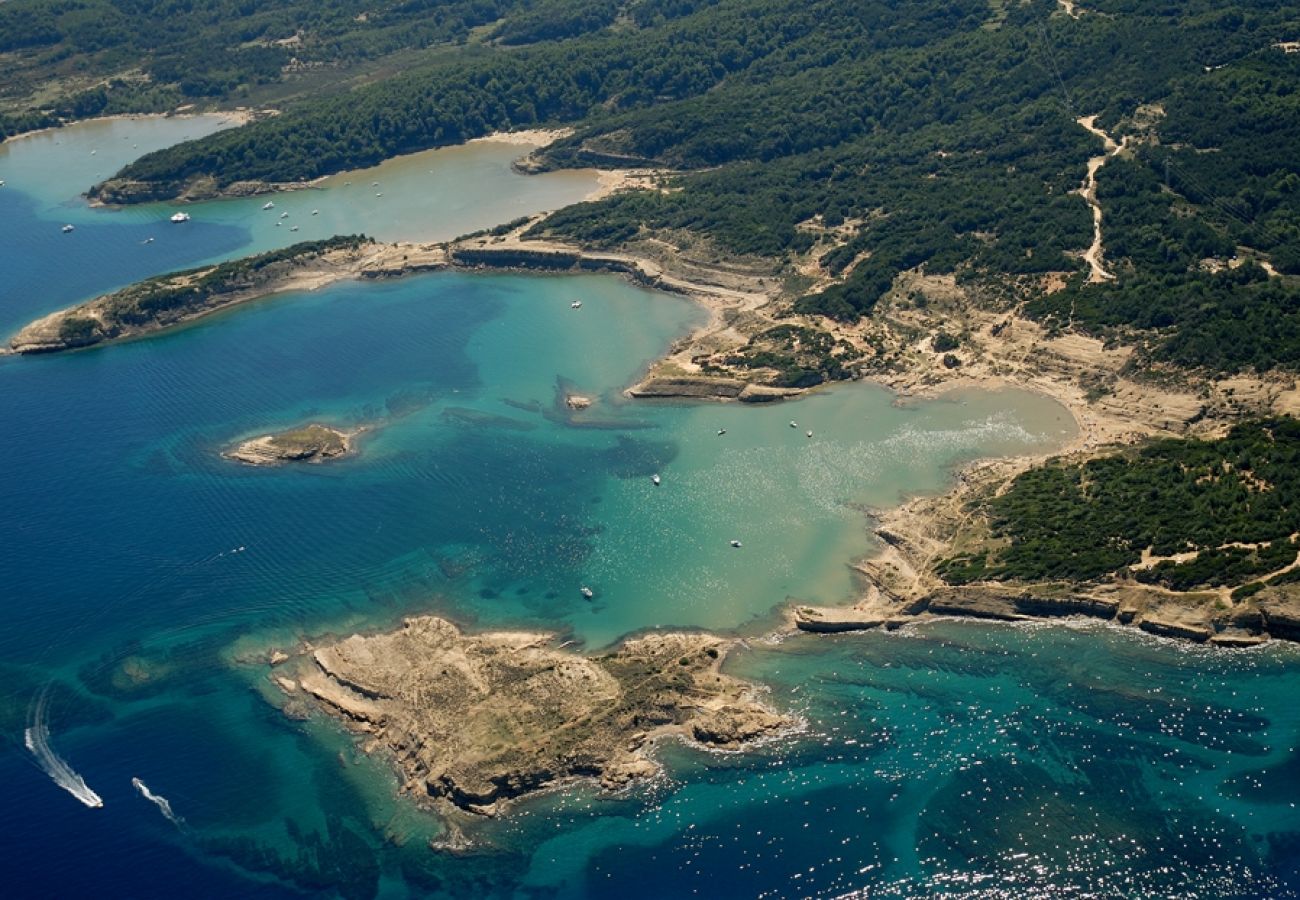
top-left (224, 424), bottom-right (360, 466)
top-left (272, 616), bottom-right (788, 815)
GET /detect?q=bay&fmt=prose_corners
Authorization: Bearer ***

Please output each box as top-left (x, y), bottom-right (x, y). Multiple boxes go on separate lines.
top-left (0, 116), bottom-right (1295, 900)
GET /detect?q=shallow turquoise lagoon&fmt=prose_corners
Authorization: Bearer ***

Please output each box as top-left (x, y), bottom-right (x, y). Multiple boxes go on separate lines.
top-left (0, 117), bottom-right (1295, 900)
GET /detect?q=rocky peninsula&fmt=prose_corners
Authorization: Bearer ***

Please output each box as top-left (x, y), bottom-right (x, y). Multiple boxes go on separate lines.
top-left (224, 424), bottom-right (360, 466)
top-left (5, 236), bottom-right (450, 355)
top-left (271, 616), bottom-right (788, 815)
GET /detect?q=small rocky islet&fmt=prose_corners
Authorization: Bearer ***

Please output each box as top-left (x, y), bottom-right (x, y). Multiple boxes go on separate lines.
top-left (224, 424), bottom-right (358, 466)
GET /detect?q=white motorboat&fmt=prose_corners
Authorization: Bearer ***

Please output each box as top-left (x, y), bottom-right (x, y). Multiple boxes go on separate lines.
top-left (652, 474), bottom-right (661, 485)
top-left (262, 201), bottom-right (275, 210)
top-left (570, 300), bottom-right (582, 309)
top-left (169, 211), bottom-right (190, 223)
top-left (61, 224), bottom-right (74, 233)
top-left (580, 586), bottom-right (594, 600)
top-left (730, 539), bottom-right (743, 548)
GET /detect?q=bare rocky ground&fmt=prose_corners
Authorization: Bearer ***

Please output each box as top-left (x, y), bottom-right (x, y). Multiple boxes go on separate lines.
top-left (270, 617), bottom-right (789, 815)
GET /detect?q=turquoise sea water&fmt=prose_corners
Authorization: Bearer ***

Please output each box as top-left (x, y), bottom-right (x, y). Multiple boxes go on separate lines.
top-left (1, 119), bottom-right (1297, 899)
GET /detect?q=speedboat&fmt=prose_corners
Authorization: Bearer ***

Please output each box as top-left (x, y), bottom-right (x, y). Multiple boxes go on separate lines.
top-left (717, 428), bottom-right (727, 436)
top-left (262, 201), bottom-right (275, 210)
top-left (61, 224), bottom-right (74, 233)
top-left (279, 211), bottom-right (289, 219)
top-left (311, 209), bottom-right (319, 215)
top-left (290, 225), bottom-right (299, 231)
top-left (789, 421), bottom-right (797, 428)
top-left (652, 474), bottom-right (661, 485)
top-left (730, 539), bottom-right (743, 548)
top-left (169, 211), bottom-right (190, 223)
top-left (806, 430), bottom-right (813, 438)
top-left (570, 300), bottom-right (582, 309)
top-left (580, 586), bottom-right (594, 600)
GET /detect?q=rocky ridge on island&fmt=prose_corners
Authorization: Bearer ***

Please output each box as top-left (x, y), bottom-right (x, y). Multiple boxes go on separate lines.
top-left (224, 424), bottom-right (360, 466)
top-left (271, 616), bottom-right (789, 815)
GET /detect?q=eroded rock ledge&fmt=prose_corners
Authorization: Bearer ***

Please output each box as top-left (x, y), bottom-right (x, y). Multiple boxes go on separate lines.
top-left (277, 616), bottom-right (788, 815)
top-left (793, 574), bottom-right (1300, 648)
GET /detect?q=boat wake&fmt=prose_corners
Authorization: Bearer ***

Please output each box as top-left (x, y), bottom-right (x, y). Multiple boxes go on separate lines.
top-left (132, 777), bottom-right (182, 826)
top-left (24, 687), bottom-right (103, 809)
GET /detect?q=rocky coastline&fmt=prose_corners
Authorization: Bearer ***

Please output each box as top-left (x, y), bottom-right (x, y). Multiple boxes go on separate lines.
top-left (224, 424), bottom-right (361, 466)
top-left (269, 616), bottom-right (789, 816)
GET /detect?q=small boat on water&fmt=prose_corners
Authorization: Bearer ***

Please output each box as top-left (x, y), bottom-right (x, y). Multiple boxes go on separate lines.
top-left (143, 237), bottom-right (154, 244)
top-left (730, 539), bottom-right (743, 548)
top-left (570, 300), bottom-right (582, 309)
top-left (789, 421), bottom-right (797, 428)
top-left (717, 428), bottom-right (727, 436)
top-left (652, 474), bottom-right (661, 485)
top-left (0, 179), bottom-right (6, 186)
top-left (279, 211), bottom-right (289, 219)
top-left (290, 225), bottom-right (299, 231)
top-left (169, 211), bottom-right (190, 223)
top-left (311, 209), bottom-right (319, 216)
top-left (61, 224), bottom-right (74, 233)
top-left (580, 586), bottom-right (594, 600)
top-left (262, 201), bottom-right (275, 210)
top-left (806, 430), bottom-right (813, 438)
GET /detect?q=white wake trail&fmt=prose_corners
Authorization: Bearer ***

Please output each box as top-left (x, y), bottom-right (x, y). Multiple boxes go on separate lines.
top-left (132, 777), bottom-right (182, 826)
top-left (24, 688), bottom-right (103, 809)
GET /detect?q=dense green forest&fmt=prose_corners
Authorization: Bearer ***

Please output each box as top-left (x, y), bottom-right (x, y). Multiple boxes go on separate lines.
top-left (0, 0), bottom-right (528, 114)
top-left (62, 0), bottom-right (1300, 376)
top-left (938, 419), bottom-right (1300, 591)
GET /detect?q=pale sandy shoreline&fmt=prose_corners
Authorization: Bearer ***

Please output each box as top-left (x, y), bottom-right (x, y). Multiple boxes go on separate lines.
top-left (1, 108), bottom-right (252, 148)
top-left (466, 127), bottom-right (574, 147)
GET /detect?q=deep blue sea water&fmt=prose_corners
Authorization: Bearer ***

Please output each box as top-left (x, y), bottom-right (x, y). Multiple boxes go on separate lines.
top-left (1, 119), bottom-right (1297, 900)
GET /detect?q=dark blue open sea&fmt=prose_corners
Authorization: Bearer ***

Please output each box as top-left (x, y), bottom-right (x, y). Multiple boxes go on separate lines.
top-left (1, 119), bottom-right (1296, 899)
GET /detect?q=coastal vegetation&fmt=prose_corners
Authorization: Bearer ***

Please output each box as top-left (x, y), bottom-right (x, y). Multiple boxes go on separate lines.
top-left (938, 419), bottom-right (1300, 591)
top-left (77, 0), bottom-right (1300, 382)
top-left (10, 236), bottom-right (371, 352)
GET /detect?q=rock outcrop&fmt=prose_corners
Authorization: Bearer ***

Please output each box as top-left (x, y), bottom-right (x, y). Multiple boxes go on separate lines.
top-left (277, 617), bottom-right (788, 814)
top-left (224, 424), bottom-right (357, 465)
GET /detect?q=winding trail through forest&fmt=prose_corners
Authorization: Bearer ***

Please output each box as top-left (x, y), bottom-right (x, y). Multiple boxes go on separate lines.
top-left (1075, 115), bottom-right (1130, 283)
